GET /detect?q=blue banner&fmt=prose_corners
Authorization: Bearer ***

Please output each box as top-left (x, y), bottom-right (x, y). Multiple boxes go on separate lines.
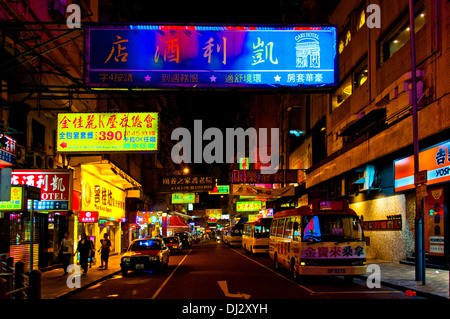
top-left (85, 25), bottom-right (338, 89)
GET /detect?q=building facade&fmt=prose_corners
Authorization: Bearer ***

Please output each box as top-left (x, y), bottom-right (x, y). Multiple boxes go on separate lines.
top-left (286, 0), bottom-right (449, 267)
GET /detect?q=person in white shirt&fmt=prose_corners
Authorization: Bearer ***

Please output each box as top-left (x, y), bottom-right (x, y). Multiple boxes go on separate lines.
top-left (59, 232), bottom-right (74, 276)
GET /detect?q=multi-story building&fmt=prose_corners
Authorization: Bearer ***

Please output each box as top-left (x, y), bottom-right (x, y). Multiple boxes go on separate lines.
top-left (0, 0), bottom-right (181, 270)
top-left (287, 0), bottom-right (449, 267)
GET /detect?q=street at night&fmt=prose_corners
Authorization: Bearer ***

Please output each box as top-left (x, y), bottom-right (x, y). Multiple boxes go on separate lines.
top-left (66, 240), bottom-right (416, 300)
top-left (0, 0), bottom-right (449, 316)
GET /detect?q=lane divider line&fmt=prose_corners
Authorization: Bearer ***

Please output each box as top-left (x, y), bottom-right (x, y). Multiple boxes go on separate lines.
top-left (229, 247), bottom-right (317, 295)
top-left (150, 249), bottom-right (192, 299)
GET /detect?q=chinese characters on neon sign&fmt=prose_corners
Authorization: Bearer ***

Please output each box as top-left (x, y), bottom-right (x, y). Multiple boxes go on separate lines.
top-left (85, 25), bottom-right (338, 88)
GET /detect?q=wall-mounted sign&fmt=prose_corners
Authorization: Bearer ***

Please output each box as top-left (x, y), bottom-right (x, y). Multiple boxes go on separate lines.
top-left (363, 219), bottom-right (402, 231)
top-left (208, 185), bottom-right (229, 195)
top-left (79, 211), bottom-right (99, 223)
top-left (57, 112), bottom-right (159, 153)
top-left (232, 184), bottom-right (294, 197)
top-left (11, 169), bottom-right (72, 211)
top-left (236, 201), bottom-right (262, 212)
top-left (231, 169), bottom-right (298, 184)
top-left (205, 209), bottom-right (222, 220)
top-left (0, 134), bottom-right (17, 167)
top-left (161, 175), bottom-right (214, 192)
top-left (81, 168), bottom-right (126, 219)
top-left (85, 25), bottom-right (338, 89)
top-left (394, 140), bottom-right (450, 192)
top-left (0, 186), bottom-right (24, 211)
top-left (171, 193), bottom-right (196, 204)
top-left (239, 157), bottom-right (250, 170)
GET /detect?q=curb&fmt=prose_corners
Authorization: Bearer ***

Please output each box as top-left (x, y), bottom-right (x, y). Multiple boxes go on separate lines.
top-left (357, 275), bottom-right (449, 300)
top-left (54, 269), bottom-right (121, 299)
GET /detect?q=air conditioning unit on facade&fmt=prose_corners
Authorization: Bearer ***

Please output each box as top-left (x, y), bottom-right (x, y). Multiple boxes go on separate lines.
top-left (353, 164), bottom-right (376, 192)
top-left (26, 151), bottom-right (46, 169)
top-left (15, 145), bottom-right (26, 165)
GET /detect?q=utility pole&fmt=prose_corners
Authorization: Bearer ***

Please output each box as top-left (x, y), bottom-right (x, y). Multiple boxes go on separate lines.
top-left (409, 0), bottom-right (426, 285)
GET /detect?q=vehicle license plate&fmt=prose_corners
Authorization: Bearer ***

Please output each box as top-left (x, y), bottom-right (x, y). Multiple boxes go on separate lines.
top-left (135, 264), bottom-right (144, 270)
top-left (327, 268), bottom-right (345, 274)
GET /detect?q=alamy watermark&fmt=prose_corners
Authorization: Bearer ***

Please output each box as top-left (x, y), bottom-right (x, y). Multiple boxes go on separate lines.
top-left (66, 4), bottom-right (381, 29)
top-left (171, 120), bottom-right (279, 174)
top-left (366, 264), bottom-right (381, 288)
top-left (66, 264), bottom-right (82, 289)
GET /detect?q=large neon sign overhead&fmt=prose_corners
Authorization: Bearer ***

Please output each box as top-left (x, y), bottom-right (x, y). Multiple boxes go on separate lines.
top-left (85, 24), bottom-right (338, 89)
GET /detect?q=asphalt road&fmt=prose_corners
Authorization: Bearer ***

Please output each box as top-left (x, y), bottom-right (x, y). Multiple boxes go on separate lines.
top-left (66, 240), bottom-right (421, 300)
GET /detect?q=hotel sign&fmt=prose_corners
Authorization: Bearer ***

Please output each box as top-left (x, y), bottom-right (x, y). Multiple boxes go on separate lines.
top-left (11, 169), bottom-right (72, 211)
top-left (85, 24), bottom-right (338, 89)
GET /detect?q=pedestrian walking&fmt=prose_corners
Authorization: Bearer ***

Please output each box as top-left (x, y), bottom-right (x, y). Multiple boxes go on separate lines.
top-left (99, 233), bottom-right (111, 269)
top-left (75, 233), bottom-right (91, 274)
top-left (58, 232), bottom-right (74, 276)
top-left (88, 236), bottom-right (95, 268)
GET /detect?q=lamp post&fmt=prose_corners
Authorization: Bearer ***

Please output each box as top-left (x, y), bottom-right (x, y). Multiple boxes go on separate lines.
top-left (409, 0), bottom-right (425, 285)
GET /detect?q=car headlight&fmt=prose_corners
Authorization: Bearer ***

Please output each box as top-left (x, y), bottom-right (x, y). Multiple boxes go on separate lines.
top-left (122, 257), bottom-right (130, 263)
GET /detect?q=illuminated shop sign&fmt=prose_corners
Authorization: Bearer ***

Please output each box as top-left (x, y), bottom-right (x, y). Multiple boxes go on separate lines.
top-left (0, 134), bottom-right (17, 167)
top-left (161, 175), bottom-right (214, 192)
top-left (81, 168), bottom-right (126, 219)
top-left (0, 186), bottom-right (24, 211)
top-left (79, 211), bottom-right (99, 223)
top-left (85, 25), bottom-right (338, 89)
top-left (236, 201), bottom-right (262, 212)
top-left (171, 193), bottom-right (196, 204)
top-left (394, 140), bottom-right (450, 192)
top-left (208, 185), bottom-right (229, 195)
top-left (11, 170), bottom-right (72, 211)
top-left (57, 112), bottom-right (159, 153)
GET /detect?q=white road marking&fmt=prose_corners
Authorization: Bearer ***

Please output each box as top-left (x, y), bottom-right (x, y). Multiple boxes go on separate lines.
top-left (150, 249), bottom-right (192, 299)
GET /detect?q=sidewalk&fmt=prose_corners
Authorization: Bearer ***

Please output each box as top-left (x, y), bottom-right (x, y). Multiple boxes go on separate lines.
top-left (39, 255), bottom-right (449, 299)
top-left (360, 260), bottom-right (449, 299)
top-left (40, 254), bottom-right (122, 299)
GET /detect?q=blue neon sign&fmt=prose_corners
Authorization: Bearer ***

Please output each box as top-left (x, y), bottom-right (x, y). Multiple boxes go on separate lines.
top-left (85, 25), bottom-right (338, 89)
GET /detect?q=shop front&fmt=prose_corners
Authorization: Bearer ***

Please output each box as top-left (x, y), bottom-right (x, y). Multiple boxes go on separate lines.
top-left (76, 161), bottom-right (140, 262)
top-left (6, 169), bottom-right (73, 270)
top-left (394, 139), bottom-right (450, 267)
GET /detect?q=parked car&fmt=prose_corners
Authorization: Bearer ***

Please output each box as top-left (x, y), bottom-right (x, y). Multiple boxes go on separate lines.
top-left (120, 238), bottom-right (169, 276)
top-left (175, 232), bottom-right (192, 249)
top-left (163, 236), bottom-right (183, 254)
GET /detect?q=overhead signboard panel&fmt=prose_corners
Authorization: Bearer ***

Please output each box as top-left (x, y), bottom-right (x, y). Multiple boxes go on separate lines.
top-left (56, 112), bottom-right (159, 153)
top-left (85, 24), bottom-right (338, 89)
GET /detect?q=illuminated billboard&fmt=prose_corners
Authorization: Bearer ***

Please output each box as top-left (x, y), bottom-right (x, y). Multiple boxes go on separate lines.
top-left (57, 112), bottom-right (159, 153)
top-left (394, 140), bottom-right (450, 192)
top-left (85, 24), bottom-right (338, 89)
top-left (236, 201), bottom-right (262, 212)
top-left (171, 193), bottom-right (196, 204)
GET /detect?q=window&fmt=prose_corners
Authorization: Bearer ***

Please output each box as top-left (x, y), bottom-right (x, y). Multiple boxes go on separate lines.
top-left (357, 8), bottom-right (366, 31)
top-left (293, 219), bottom-right (300, 241)
top-left (354, 63), bottom-right (368, 89)
top-left (270, 220), bottom-right (278, 236)
top-left (339, 23), bottom-right (352, 54)
top-left (379, 4), bottom-right (426, 66)
top-left (284, 218), bottom-right (293, 238)
top-left (332, 58), bottom-right (368, 111)
top-left (276, 219), bottom-right (285, 237)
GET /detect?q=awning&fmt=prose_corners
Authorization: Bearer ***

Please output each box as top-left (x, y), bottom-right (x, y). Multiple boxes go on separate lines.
top-left (78, 159), bottom-right (142, 191)
top-left (168, 215), bottom-right (190, 228)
